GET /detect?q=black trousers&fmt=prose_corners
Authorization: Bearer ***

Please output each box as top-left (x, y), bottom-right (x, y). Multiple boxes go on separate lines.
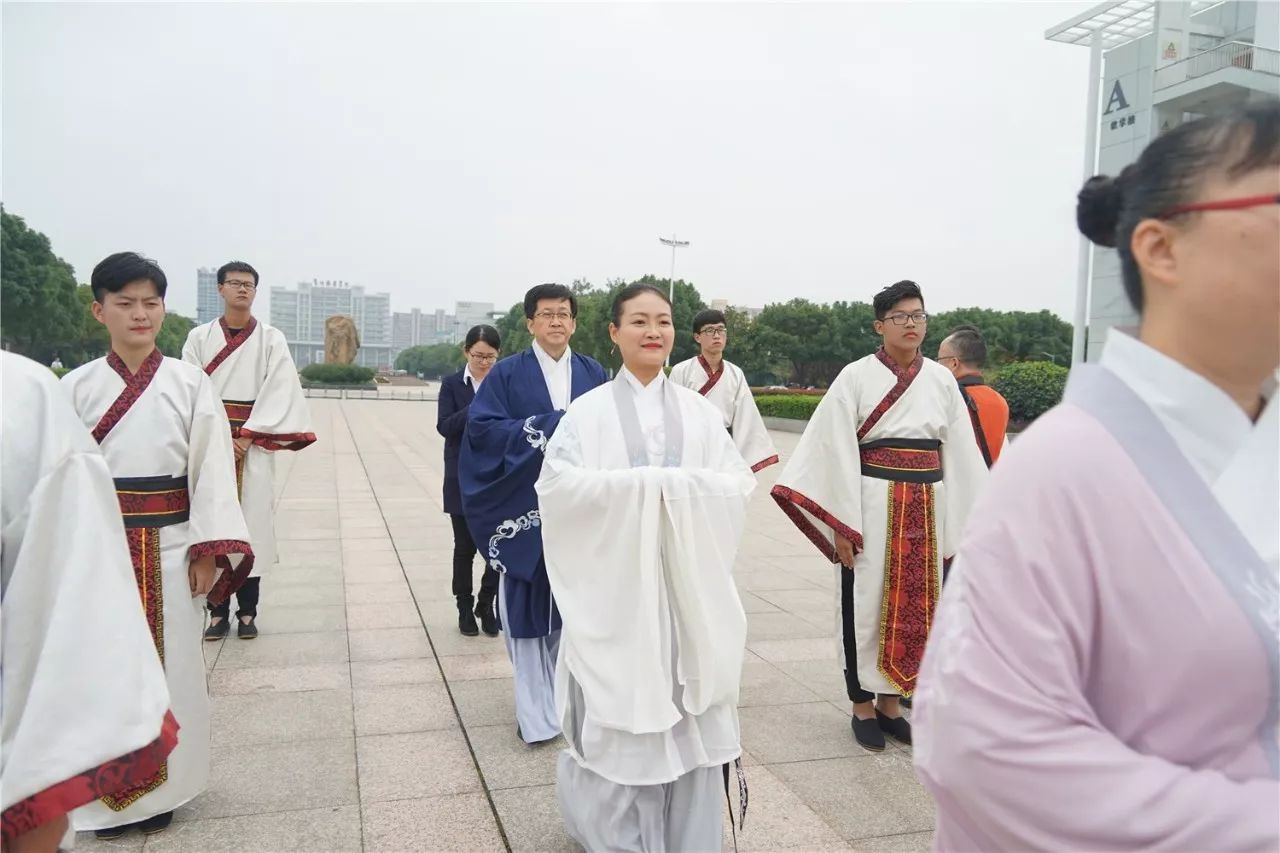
top-left (210, 576), bottom-right (261, 620)
top-left (451, 514), bottom-right (499, 603)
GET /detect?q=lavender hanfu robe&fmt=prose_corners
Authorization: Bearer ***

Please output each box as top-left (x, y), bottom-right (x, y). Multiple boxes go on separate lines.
top-left (914, 332), bottom-right (1279, 851)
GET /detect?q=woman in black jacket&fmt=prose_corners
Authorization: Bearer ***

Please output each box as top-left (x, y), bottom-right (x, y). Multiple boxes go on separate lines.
top-left (436, 324), bottom-right (502, 636)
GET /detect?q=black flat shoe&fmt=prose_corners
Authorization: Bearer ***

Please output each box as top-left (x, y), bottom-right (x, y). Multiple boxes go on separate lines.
top-left (204, 618), bottom-right (230, 641)
top-left (459, 609), bottom-right (479, 637)
top-left (237, 616), bottom-right (258, 639)
top-left (476, 601), bottom-right (499, 637)
top-left (95, 826), bottom-right (128, 840)
top-left (851, 715), bottom-right (885, 752)
top-left (876, 709), bottom-right (912, 745)
top-left (137, 811), bottom-right (174, 835)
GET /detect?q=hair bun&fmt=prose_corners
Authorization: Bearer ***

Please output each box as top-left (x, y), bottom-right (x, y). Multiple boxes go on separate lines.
top-left (1076, 174), bottom-right (1124, 248)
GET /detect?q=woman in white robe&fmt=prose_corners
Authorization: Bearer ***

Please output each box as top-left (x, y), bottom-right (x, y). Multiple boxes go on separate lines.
top-left (537, 284), bottom-right (755, 852)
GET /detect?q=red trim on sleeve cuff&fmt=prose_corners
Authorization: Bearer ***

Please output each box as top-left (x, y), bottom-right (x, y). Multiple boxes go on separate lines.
top-left (750, 455), bottom-right (780, 473)
top-left (188, 539), bottom-right (253, 560)
top-left (770, 485), bottom-right (863, 564)
top-left (237, 428), bottom-right (317, 451)
top-left (0, 711), bottom-right (179, 843)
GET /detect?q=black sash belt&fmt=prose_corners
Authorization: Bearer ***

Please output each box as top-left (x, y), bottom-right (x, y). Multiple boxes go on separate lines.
top-left (858, 438), bottom-right (943, 484)
top-left (114, 475), bottom-right (191, 528)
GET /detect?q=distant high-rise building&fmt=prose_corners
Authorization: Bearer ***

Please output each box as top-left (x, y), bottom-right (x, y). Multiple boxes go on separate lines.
top-left (270, 279), bottom-right (393, 369)
top-left (196, 267), bottom-right (220, 324)
top-left (454, 301), bottom-right (495, 338)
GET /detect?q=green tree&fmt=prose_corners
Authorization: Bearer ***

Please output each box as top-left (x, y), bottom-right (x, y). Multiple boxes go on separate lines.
top-left (1, 207), bottom-right (82, 365)
top-left (395, 343), bottom-right (465, 378)
top-left (156, 311), bottom-right (196, 358)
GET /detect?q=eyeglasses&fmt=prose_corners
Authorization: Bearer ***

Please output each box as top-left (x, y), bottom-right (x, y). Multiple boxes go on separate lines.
top-left (221, 280), bottom-right (256, 291)
top-left (697, 326), bottom-right (728, 338)
top-left (1158, 193), bottom-right (1280, 219)
top-left (937, 354), bottom-right (959, 364)
top-left (468, 353), bottom-right (497, 363)
top-left (883, 312), bottom-right (928, 325)
top-left (534, 311), bottom-right (573, 322)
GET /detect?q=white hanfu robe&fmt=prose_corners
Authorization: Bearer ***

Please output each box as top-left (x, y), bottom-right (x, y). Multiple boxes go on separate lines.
top-left (670, 355), bottom-right (778, 473)
top-left (915, 330), bottom-right (1280, 851)
top-left (63, 350), bottom-right (252, 828)
top-left (183, 317), bottom-right (315, 577)
top-left (771, 349), bottom-right (987, 697)
top-left (537, 368), bottom-right (755, 851)
top-left (0, 353), bottom-right (175, 846)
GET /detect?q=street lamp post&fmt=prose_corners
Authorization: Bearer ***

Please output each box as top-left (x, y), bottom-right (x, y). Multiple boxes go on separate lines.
top-left (658, 235), bottom-right (690, 367)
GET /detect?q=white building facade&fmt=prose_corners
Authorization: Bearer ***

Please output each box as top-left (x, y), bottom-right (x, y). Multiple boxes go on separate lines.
top-left (1048, 0), bottom-right (1279, 361)
top-left (270, 279), bottom-right (393, 369)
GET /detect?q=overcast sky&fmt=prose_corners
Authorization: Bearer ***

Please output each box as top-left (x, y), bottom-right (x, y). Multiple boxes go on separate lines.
top-left (4, 1), bottom-right (1096, 320)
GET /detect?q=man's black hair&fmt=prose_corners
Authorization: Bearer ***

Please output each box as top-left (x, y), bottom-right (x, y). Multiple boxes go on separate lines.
top-left (692, 309), bottom-right (726, 333)
top-left (217, 260), bottom-right (259, 287)
top-left (523, 283), bottom-right (578, 320)
top-left (873, 280), bottom-right (925, 321)
top-left (91, 252), bottom-right (168, 303)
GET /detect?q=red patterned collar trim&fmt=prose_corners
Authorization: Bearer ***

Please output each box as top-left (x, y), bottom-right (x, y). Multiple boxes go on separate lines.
top-left (874, 347), bottom-right (922, 382)
top-left (206, 317), bottom-right (258, 375)
top-left (697, 355), bottom-right (725, 396)
top-left (219, 315), bottom-right (258, 344)
top-left (106, 348), bottom-right (163, 385)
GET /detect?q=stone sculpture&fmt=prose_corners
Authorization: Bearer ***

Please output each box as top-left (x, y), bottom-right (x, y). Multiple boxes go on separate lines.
top-left (324, 315), bottom-right (361, 364)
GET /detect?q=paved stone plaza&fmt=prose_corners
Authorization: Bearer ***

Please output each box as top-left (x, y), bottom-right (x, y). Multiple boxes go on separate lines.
top-left (78, 397), bottom-right (934, 853)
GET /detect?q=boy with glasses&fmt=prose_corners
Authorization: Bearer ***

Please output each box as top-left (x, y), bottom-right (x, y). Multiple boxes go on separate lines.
top-left (182, 261), bottom-right (315, 642)
top-left (771, 280), bottom-right (988, 751)
top-left (460, 283), bottom-right (607, 744)
top-left (670, 309), bottom-right (778, 473)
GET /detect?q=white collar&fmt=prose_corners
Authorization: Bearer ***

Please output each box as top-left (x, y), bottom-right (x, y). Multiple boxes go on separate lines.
top-left (620, 365), bottom-right (665, 397)
top-left (1100, 328), bottom-right (1258, 484)
top-left (463, 363), bottom-right (483, 390)
top-left (532, 340), bottom-right (571, 372)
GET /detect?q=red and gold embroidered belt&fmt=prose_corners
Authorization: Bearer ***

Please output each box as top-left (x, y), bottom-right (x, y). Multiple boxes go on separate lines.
top-left (114, 475), bottom-right (190, 529)
top-left (222, 399), bottom-right (255, 432)
top-left (858, 439), bottom-right (942, 484)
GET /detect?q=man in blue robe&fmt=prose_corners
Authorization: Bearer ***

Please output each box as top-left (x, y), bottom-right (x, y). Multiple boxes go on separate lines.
top-left (461, 283), bottom-right (608, 743)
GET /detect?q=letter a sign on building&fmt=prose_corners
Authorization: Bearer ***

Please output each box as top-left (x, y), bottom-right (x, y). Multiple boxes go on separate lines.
top-left (1103, 80), bottom-right (1130, 115)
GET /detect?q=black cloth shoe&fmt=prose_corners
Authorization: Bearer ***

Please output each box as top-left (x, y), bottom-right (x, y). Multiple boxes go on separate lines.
top-left (137, 811), bottom-right (174, 835)
top-left (237, 615), bottom-right (259, 640)
top-left (876, 709), bottom-right (912, 745)
top-left (95, 825), bottom-right (128, 840)
top-left (851, 715), bottom-right (885, 752)
top-left (204, 617), bottom-right (230, 641)
top-left (476, 599), bottom-right (499, 637)
top-left (458, 596), bottom-right (479, 637)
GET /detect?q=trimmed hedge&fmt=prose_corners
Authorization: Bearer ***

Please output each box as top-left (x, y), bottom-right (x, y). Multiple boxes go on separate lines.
top-left (755, 394), bottom-right (822, 421)
top-left (993, 361), bottom-right (1069, 423)
top-left (301, 363), bottom-right (377, 385)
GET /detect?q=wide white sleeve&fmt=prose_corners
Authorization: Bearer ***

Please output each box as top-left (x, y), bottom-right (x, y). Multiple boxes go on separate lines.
top-left (1, 449), bottom-right (172, 835)
top-left (180, 326), bottom-right (202, 369)
top-left (240, 329), bottom-right (316, 450)
top-left (728, 371), bottom-right (778, 473)
top-left (186, 371), bottom-right (252, 559)
top-left (769, 366), bottom-right (865, 562)
top-left (940, 380), bottom-right (989, 560)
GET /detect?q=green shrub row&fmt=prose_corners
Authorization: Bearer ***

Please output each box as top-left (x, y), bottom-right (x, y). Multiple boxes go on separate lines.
top-left (300, 363), bottom-right (377, 385)
top-left (751, 360), bottom-right (1070, 424)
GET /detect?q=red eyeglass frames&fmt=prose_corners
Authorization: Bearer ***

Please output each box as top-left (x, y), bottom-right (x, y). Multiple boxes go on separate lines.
top-left (1158, 193), bottom-right (1280, 219)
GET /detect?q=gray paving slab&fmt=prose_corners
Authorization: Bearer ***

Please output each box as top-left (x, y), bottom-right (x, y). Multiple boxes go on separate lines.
top-left (174, 399), bottom-right (936, 851)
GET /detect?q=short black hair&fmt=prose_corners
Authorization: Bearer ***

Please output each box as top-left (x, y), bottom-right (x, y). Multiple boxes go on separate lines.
top-left (692, 309), bottom-right (726, 333)
top-left (218, 260), bottom-right (259, 287)
top-left (523, 283), bottom-right (577, 320)
top-left (1077, 101), bottom-right (1280, 313)
top-left (610, 283), bottom-right (671, 326)
top-left (944, 325), bottom-right (987, 368)
top-left (873, 280), bottom-right (925, 320)
top-left (464, 324), bottom-right (501, 351)
top-left (91, 252), bottom-right (168, 303)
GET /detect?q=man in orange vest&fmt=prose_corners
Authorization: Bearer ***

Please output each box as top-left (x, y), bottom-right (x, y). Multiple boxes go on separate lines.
top-left (936, 326), bottom-right (1009, 467)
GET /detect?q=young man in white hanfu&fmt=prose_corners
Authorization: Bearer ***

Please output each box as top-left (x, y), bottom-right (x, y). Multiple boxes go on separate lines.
top-left (915, 102), bottom-right (1280, 852)
top-left (63, 252), bottom-right (253, 839)
top-left (771, 280), bottom-right (988, 752)
top-left (669, 308), bottom-right (778, 473)
top-left (538, 284), bottom-right (755, 851)
top-left (1, 352), bottom-right (175, 853)
top-left (183, 260), bottom-right (316, 641)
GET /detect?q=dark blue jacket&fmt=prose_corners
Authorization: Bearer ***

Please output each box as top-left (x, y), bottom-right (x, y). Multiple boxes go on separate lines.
top-left (436, 368), bottom-right (474, 516)
top-left (460, 348), bottom-right (608, 638)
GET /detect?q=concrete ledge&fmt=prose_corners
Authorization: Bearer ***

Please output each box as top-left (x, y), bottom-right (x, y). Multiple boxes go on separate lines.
top-left (763, 416), bottom-right (809, 434)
